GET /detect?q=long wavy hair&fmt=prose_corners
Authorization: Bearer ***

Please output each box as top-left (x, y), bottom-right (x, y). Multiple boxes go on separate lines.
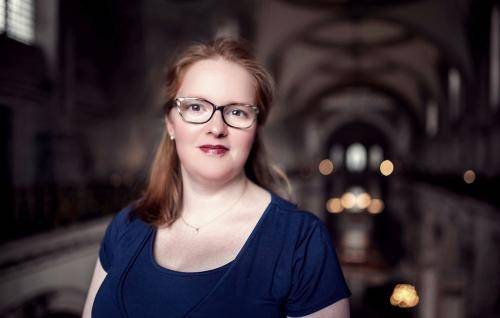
top-left (134, 37), bottom-right (291, 227)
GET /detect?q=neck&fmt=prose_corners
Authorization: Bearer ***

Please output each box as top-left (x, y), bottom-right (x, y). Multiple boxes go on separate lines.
top-left (180, 169), bottom-right (249, 223)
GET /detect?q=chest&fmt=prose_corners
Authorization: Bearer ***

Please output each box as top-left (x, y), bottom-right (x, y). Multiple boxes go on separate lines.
top-left (152, 214), bottom-right (259, 272)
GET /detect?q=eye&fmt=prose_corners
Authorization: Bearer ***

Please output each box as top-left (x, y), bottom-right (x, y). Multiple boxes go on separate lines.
top-left (188, 103), bottom-right (202, 111)
top-left (229, 108), bottom-right (249, 118)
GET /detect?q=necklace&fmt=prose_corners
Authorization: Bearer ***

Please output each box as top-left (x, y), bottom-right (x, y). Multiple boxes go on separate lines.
top-left (180, 180), bottom-right (248, 234)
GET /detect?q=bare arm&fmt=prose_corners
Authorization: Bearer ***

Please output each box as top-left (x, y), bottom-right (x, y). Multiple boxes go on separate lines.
top-left (288, 298), bottom-right (350, 318)
top-left (82, 258), bottom-right (107, 318)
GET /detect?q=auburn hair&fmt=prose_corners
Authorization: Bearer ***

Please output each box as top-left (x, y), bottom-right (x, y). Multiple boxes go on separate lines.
top-left (134, 37), bottom-right (291, 227)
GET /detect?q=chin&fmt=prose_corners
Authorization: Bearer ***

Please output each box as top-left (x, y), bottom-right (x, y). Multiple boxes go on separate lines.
top-left (199, 169), bottom-right (239, 183)
top-left (188, 163), bottom-right (243, 183)
top-left (180, 154), bottom-right (247, 183)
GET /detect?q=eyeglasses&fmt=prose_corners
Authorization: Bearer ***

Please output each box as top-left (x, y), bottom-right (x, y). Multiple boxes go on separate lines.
top-left (173, 97), bottom-right (259, 129)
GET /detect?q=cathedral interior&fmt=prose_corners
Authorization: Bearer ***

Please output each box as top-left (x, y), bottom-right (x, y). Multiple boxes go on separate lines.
top-left (0, 0), bottom-right (499, 317)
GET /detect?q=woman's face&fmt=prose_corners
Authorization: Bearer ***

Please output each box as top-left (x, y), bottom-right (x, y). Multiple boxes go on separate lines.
top-left (166, 58), bottom-right (258, 185)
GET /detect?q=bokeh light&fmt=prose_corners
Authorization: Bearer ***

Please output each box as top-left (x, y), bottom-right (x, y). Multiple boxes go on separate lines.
top-left (356, 192), bottom-right (372, 209)
top-left (380, 159), bottom-right (394, 176)
top-left (367, 198), bottom-right (384, 214)
top-left (464, 169), bottom-right (476, 184)
top-left (326, 198), bottom-right (343, 213)
top-left (319, 159), bottom-right (335, 175)
top-left (341, 192), bottom-right (356, 209)
top-left (390, 284), bottom-right (419, 308)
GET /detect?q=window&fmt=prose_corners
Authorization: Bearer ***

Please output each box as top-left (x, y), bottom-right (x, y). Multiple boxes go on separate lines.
top-left (426, 100), bottom-right (439, 136)
top-left (0, 1), bottom-right (4, 33)
top-left (369, 145), bottom-right (383, 170)
top-left (448, 68), bottom-right (461, 120)
top-left (0, 0), bottom-right (34, 44)
top-left (330, 144), bottom-right (344, 169)
top-left (346, 143), bottom-right (367, 172)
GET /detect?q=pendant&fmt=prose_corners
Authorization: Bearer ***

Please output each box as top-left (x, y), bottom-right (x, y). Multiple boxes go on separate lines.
top-left (195, 228), bottom-right (200, 234)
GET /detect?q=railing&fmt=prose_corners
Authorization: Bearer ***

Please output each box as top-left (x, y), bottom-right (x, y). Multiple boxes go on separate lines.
top-left (1, 182), bottom-right (143, 244)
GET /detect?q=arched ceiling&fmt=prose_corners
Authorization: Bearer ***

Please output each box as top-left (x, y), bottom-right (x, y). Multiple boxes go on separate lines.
top-left (256, 0), bottom-right (473, 136)
top-left (265, 17), bottom-right (440, 127)
top-left (305, 18), bottom-right (413, 48)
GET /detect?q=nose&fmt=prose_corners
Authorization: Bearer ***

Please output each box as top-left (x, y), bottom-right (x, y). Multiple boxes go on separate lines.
top-left (206, 108), bottom-right (228, 137)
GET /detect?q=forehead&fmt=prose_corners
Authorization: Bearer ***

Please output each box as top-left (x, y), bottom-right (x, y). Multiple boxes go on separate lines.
top-left (176, 58), bottom-right (256, 104)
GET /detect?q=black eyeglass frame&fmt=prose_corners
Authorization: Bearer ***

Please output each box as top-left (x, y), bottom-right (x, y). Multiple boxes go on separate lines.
top-left (173, 97), bottom-right (260, 129)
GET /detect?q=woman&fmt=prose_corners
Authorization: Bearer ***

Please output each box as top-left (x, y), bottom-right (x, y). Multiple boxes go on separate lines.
top-left (83, 37), bottom-right (350, 318)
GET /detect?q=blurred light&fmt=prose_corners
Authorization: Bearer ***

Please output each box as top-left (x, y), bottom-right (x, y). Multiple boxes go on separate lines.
top-left (380, 160), bottom-right (394, 176)
top-left (214, 17), bottom-right (240, 39)
top-left (326, 198), bottom-right (343, 213)
top-left (368, 199), bottom-right (384, 214)
top-left (426, 100), bottom-right (439, 136)
top-left (390, 284), bottom-right (419, 308)
top-left (6, 0), bottom-right (34, 44)
top-left (369, 145), bottom-right (383, 170)
top-left (319, 159), bottom-right (334, 175)
top-left (463, 169), bottom-right (476, 184)
top-left (330, 144), bottom-right (344, 169)
top-left (449, 68), bottom-right (462, 119)
top-left (0, 2), bottom-right (4, 33)
top-left (356, 192), bottom-right (372, 209)
top-left (346, 143), bottom-right (367, 172)
top-left (342, 229), bottom-right (369, 263)
top-left (341, 192), bottom-right (356, 209)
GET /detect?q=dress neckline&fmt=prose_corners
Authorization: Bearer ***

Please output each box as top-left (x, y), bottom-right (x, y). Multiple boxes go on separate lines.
top-left (148, 191), bottom-right (276, 276)
top-left (148, 230), bottom-right (235, 276)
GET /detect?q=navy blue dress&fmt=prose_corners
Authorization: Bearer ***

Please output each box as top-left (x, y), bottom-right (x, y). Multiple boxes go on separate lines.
top-left (92, 192), bottom-right (351, 317)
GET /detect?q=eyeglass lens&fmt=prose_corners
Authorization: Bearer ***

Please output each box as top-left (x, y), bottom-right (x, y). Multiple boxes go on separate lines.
top-left (178, 99), bottom-right (257, 128)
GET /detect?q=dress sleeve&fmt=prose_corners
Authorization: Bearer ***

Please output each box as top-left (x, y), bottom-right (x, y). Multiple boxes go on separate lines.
top-left (98, 207), bottom-right (131, 272)
top-left (285, 218), bottom-right (351, 317)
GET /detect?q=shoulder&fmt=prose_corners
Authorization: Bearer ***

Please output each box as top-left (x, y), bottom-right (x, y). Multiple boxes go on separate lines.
top-left (271, 193), bottom-right (323, 225)
top-left (111, 204), bottom-right (135, 227)
top-left (99, 203), bottom-right (150, 272)
top-left (105, 203), bottom-right (144, 242)
top-left (266, 193), bottom-right (326, 242)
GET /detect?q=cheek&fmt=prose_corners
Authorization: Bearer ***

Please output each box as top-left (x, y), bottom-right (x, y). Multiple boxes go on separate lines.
top-left (174, 129), bottom-right (196, 155)
top-left (169, 113), bottom-right (195, 141)
top-left (169, 123), bottom-right (198, 158)
top-left (233, 130), bottom-right (257, 161)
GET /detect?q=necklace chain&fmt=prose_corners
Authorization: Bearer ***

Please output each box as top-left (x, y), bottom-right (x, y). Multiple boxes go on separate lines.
top-left (180, 180), bottom-right (247, 234)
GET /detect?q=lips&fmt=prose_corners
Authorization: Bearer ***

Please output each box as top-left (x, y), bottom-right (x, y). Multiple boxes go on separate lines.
top-left (199, 144), bottom-right (229, 155)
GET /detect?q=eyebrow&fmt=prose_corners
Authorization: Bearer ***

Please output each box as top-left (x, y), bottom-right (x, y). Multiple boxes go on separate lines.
top-left (190, 96), bottom-right (254, 106)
